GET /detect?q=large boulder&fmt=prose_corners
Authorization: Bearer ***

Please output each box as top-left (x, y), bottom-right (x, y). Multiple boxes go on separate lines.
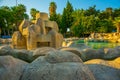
top-left (87, 64), bottom-right (120, 80)
top-left (44, 50), bottom-right (83, 63)
top-left (12, 49), bottom-right (34, 62)
top-left (84, 57), bottom-right (120, 69)
top-left (115, 46), bottom-right (120, 52)
top-left (0, 45), bottom-right (33, 62)
top-left (20, 50), bottom-right (95, 80)
top-left (0, 45), bottom-right (14, 56)
top-left (103, 47), bottom-right (120, 60)
top-left (33, 47), bottom-right (56, 58)
top-left (60, 47), bottom-right (82, 58)
top-left (80, 48), bottom-right (104, 61)
top-left (0, 56), bottom-right (28, 80)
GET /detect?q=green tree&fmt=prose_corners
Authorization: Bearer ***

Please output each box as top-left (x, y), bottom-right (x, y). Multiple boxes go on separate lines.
top-left (11, 4), bottom-right (28, 30)
top-left (96, 19), bottom-right (115, 33)
top-left (0, 4), bottom-right (29, 36)
top-left (30, 8), bottom-right (39, 20)
top-left (49, 1), bottom-right (63, 33)
top-left (98, 11), bottom-right (108, 20)
top-left (113, 17), bottom-right (120, 33)
top-left (98, 7), bottom-right (113, 20)
top-left (56, 13), bottom-right (62, 32)
top-left (61, 8), bottom-right (67, 34)
top-left (106, 7), bottom-right (113, 20)
top-left (49, 2), bottom-right (57, 16)
top-left (113, 8), bottom-right (120, 18)
top-left (49, 2), bottom-right (57, 21)
top-left (85, 5), bottom-right (99, 16)
top-left (71, 9), bottom-right (98, 37)
top-left (61, 1), bottom-right (74, 36)
top-left (0, 6), bottom-right (13, 36)
top-left (84, 15), bottom-right (97, 33)
top-left (71, 9), bottom-right (85, 37)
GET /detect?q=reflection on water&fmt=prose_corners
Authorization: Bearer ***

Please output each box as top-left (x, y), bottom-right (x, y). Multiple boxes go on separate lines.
top-left (76, 40), bottom-right (120, 49)
top-left (85, 42), bottom-right (120, 49)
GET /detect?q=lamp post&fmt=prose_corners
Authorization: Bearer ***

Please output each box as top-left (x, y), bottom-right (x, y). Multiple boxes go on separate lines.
top-left (16, 0), bottom-right (18, 6)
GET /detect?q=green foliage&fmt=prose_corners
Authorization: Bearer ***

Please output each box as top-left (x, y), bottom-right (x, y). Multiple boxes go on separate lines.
top-left (49, 2), bottom-right (57, 21)
top-left (30, 8), bottom-right (39, 20)
top-left (11, 4), bottom-right (29, 30)
top-left (49, 2), bottom-right (62, 34)
top-left (49, 13), bottom-right (57, 21)
top-left (47, 1), bottom-right (120, 37)
top-left (0, 1), bottom-right (120, 38)
top-left (85, 5), bottom-right (99, 16)
top-left (71, 10), bottom-right (98, 37)
top-left (98, 11), bottom-right (109, 20)
top-left (49, 2), bottom-right (57, 15)
top-left (0, 4), bottom-right (29, 36)
top-left (70, 8), bottom-right (116, 37)
top-left (113, 17), bottom-right (120, 33)
top-left (0, 6), bottom-right (14, 35)
top-left (61, 1), bottom-right (74, 35)
top-left (113, 8), bottom-right (120, 18)
top-left (84, 15), bottom-right (97, 33)
top-left (71, 10), bottom-right (85, 37)
top-left (49, 1), bottom-right (62, 33)
top-left (61, 8), bottom-right (67, 34)
top-left (56, 14), bottom-right (62, 31)
top-left (97, 19), bottom-right (115, 33)
top-left (98, 7), bottom-right (113, 20)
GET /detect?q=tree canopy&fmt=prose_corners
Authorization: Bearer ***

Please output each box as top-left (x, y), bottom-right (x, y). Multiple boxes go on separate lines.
top-left (0, 2), bottom-right (120, 37)
top-left (61, 1), bottom-right (74, 36)
top-left (0, 4), bottom-right (29, 36)
top-left (30, 8), bottom-right (39, 20)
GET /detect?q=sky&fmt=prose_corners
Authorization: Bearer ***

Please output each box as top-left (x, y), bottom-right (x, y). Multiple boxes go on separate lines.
top-left (0, 0), bottom-right (120, 17)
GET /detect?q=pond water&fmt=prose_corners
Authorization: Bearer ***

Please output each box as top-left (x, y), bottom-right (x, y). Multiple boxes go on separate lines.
top-left (76, 40), bottom-right (120, 49)
top-left (86, 42), bottom-right (120, 49)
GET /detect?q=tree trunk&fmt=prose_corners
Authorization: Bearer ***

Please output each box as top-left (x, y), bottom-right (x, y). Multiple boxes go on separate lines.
top-left (117, 26), bottom-right (120, 33)
top-left (117, 22), bottom-right (120, 33)
top-left (7, 29), bottom-right (10, 36)
top-left (3, 28), bottom-right (6, 36)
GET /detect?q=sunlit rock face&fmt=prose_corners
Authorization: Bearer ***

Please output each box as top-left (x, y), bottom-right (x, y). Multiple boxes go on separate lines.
top-left (88, 32), bottom-right (120, 43)
top-left (84, 57), bottom-right (120, 69)
top-left (12, 12), bottom-right (63, 50)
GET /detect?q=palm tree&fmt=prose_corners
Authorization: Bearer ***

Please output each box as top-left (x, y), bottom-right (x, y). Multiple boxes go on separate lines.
top-left (113, 17), bottom-right (120, 33)
top-left (106, 7), bottom-right (113, 19)
top-left (49, 2), bottom-right (57, 16)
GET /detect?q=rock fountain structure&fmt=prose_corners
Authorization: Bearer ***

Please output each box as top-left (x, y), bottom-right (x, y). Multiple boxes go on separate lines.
top-left (12, 12), bottom-right (63, 50)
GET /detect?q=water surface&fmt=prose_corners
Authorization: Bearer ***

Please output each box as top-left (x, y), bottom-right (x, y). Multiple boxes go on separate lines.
top-left (76, 40), bottom-right (120, 49)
